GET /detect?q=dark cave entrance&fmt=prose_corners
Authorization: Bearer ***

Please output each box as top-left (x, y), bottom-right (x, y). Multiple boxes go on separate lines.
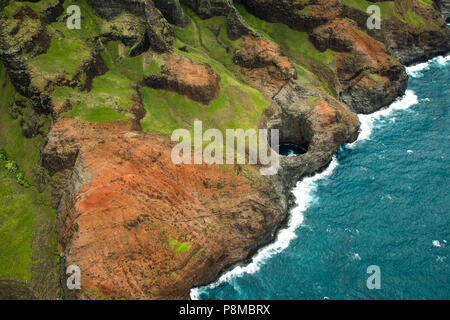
top-left (277, 143), bottom-right (308, 157)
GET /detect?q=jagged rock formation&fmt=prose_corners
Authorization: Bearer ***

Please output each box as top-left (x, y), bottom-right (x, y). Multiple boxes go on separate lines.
top-left (181, 0), bottom-right (255, 38)
top-left (236, 0), bottom-right (344, 30)
top-left (233, 35), bottom-right (297, 97)
top-left (87, 0), bottom-right (175, 52)
top-left (153, 0), bottom-right (188, 27)
top-left (310, 18), bottom-right (408, 114)
top-left (144, 53), bottom-right (221, 105)
top-left (342, 0), bottom-right (450, 64)
top-left (434, 0), bottom-right (450, 22)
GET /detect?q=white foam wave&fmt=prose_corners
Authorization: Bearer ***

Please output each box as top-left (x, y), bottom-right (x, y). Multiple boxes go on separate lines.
top-left (190, 157), bottom-right (339, 299)
top-left (348, 90), bottom-right (419, 148)
top-left (433, 240), bottom-right (441, 248)
top-left (406, 62), bottom-right (430, 77)
top-left (406, 54), bottom-right (450, 78)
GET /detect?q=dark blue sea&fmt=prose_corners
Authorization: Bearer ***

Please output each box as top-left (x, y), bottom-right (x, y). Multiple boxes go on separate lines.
top-left (192, 55), bottom-right (450, 300)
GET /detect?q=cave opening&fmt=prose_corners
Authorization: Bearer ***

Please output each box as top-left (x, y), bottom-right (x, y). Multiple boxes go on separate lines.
top-left (277, 143), bottom-right (308, 157)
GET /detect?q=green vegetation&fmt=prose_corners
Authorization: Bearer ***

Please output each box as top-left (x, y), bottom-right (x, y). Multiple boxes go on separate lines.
top-left (0, 158), bottom-right (56, 281)
top-left (0, 166), bottom-right (35, 280)
top-left (62, 0), bottom-right (105, 35)
top-left (393, 7), bottom-right (426, 29)
top-left (140, 6), bottom-right (270, 136)
top-left (85, 289), bottom-right (110, 300)
top-left (168, 235), bottom-right (192, 254)
top-left (342, 0), bottom-right (396, 20)
top-left (0, 63), bottom-right (57, 284)
top-left (28, 0), bottom-right (104, 90)
top-left (342, 0), bottom-right (432, 29)
top-left (235, 4), bottom-right (337, 95)
top-left (415, 0), bottom-right (433, 8)
top-left (0, 64), bottom-right (47, 183)
top-left (2, 155), bottom-right (31, 188)
top-left (2, 0), bottom-right (60, 18)
top-left (174, 8), bottom-right (243, 69)
top-left (29, 23), bottom-right (94, 89)
top-left (56, 41), bottom-right (142, 123)
top-left (236, 5), bottom-right (336, 67)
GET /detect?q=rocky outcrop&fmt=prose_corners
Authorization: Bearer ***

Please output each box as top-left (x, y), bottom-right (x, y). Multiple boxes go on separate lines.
top-left (87, 0), bottom-right (174, 52)
top-left (236, 0), bottom-right (344, 31)
top-left (233, 35), bottom-right (297, 97)
top-left (181, 0), bottom-right (233, 18)
top-left (0, 3), bottom-right (107, 114)
top-left (261, 84), bottom-right (360, 191)
top-left (234, 35), bottom-right (297, 81)
top-left (342, 0), bottom-right (450, 65)
top-left (144, 53), bottom-right (221, 105)
top-left (434, 0), bottom-right (450, 22)
top-left (153, 0), bottom-right (188, 27)
top-left (44, 118), bottom-right (285, 299)
top-left (181, 0), bottom-right (256, 39)
top-left (310, 19), bottom-right (408, 114)
top-left (2, 0), bottom-right (448, 301)
top-left (231, 31), bottom-right (360, 196)
top-left (0, 7), bottom-right (50, 97)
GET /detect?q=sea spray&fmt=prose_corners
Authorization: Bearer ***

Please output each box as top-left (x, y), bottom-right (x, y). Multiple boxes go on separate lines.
top-left (348, 90), bottom-right (419, 148)
top-left (405, 54), bottom-right (450, 78)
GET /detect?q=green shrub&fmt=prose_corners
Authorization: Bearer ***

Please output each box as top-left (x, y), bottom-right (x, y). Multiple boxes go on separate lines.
top-left (16, 172), bottom-right (31, 188)
top-left (0, 149), bottom-right (7, 161)
top-left (5, 160), bottom-right (19, 173)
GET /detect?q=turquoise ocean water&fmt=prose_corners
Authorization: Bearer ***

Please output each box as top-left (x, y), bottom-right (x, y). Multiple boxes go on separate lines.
top-left (192, 55), bottom-right (450, 300)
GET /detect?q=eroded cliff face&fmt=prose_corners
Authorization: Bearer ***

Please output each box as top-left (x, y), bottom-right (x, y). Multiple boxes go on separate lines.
top-left (310, 18), bottom-right (408, 114)
top-left (43, 118), bottom-right (284, 299)
top-left (0, 0), bottom-right (449, 299)
top-left (342, 0), bottom-right (450, 65)
top-left (434, 0), bottom-right (450, 22)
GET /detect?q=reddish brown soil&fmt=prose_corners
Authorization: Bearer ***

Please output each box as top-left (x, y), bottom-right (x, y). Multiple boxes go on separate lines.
top-left (234, 35), bottom-right (297, 97)
top-left (45, 118), bottom-right (282, 299)
top-left (144, 53), bottom-right (221, 105)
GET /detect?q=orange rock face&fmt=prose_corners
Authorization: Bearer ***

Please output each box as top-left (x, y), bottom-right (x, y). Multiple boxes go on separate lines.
top-left (44, 118), bottom-right (283, 299)
top-left (234, 35), bottom-right (297, 97)
top-left (144, 53), bottom-right (221, 105)
top-left (310, 19), bottom-right (407, 113)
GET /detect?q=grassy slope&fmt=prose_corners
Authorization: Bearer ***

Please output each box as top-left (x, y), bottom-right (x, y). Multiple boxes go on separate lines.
top-left (342, 0), bottom-right (437, 30)
top-left (2, 0), bottom-right (60, 17)
top-left (235, 4), bottom-right (338, 95)
top-left (37, 0), bottom-right (137, 123)
top-left (0, 62), bottom-right (58, 288)
top-left (141, 7), bottom-right (270, 135)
